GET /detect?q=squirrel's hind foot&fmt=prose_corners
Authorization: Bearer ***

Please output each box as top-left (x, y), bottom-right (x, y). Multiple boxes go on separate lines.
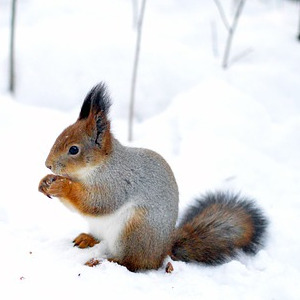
top-left (73, 233), bottom-right (99, 248)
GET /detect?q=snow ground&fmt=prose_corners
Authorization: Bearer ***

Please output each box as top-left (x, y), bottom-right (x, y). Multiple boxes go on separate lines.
top-left (0, 0), bottom-right (300, 299)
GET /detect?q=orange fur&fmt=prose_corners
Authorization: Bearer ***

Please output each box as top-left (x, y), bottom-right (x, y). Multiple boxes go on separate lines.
top-left (122, 207), bottom-right (147, 240)
top-left (85, 112), bottom-right (112, 157)
top-left (73, 233), bottom-right (99, 248)
top-left (110, 207), bottom-right (171, 272)
top-left (38, 174), bottom-right (112, 216)
top-left (198, 203), bottom-right (254, 248)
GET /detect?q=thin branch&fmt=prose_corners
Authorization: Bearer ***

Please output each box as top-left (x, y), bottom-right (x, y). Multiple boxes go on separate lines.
top-left (229, 47), bottom-right (253, 66)
top-left (213, 0), bottom-right (230, 32)
top-left (131, 0), bottom-right (138, 28)
top-left (9, 0), bottom-right (17, 94)
top-left (128, 0), bottom-right (147, 142)
top-left (210, 20), bottom-right (219, 57)
top-left (222, 0), bottom-right (246, 69)
top-left (298, 0), bottom-right (300, 41)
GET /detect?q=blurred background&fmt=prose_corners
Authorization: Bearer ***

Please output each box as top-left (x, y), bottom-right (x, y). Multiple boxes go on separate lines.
top-left (1, 0), bottom-right (299, 122)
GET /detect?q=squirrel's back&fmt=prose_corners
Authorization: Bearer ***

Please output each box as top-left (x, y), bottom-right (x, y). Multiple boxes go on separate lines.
top-left (106, 138), bottom-right (179, 236)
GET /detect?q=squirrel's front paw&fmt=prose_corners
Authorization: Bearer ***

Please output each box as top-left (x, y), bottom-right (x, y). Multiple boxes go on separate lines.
top-left (38, 174), bottom-right (72, 199)
top-left (38, 174), bottom-right (57, 198)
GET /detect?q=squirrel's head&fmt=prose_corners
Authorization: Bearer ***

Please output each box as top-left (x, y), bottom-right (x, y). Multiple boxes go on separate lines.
top-left (45, 82), bottom-right (112, 180)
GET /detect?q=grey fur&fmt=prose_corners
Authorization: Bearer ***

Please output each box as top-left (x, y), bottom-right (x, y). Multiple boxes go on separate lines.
top-left (107, 137), bottom-right (177, 225)
top-left (83, 137), bottom-right (179, 255)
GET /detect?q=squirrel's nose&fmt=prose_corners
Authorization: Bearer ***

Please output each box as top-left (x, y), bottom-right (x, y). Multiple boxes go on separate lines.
top-left (46, 163), bottom-right (52, 170)
top-left (45, 156), bottom-right (53, 170)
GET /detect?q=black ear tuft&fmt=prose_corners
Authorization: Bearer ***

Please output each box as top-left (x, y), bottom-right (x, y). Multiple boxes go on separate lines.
top-left (78, 82), bottom-right (111, 120)
top-left (90, 82), bottom-right (111, 115)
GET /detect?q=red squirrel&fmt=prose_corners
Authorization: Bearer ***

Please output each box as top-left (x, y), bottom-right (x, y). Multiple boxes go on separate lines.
top-left (39, 83), bottom-right (268, 272)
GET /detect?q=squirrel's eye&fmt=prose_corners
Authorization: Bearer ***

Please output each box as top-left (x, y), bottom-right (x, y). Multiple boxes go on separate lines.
top-left (68, 146), bottom-right (79, 155)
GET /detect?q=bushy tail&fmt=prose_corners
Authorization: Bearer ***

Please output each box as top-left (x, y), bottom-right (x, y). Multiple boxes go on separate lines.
top-left (171, 191), bottom-right (268, 265)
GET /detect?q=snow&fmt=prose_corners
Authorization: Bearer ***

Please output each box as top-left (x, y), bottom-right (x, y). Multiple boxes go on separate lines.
top-left (0, 0), bottom-right (300, 299)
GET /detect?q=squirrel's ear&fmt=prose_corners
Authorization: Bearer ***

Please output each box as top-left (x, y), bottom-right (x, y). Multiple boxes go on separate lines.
top-left (78, 82), bottom-right (111, 120)
top-left (79, 83), bottom-right (112, 149)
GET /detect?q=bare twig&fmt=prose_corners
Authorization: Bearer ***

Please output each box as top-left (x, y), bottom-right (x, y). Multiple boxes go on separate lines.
top-left (128, 0), bottom-right (147, 142)
top-left (298, 0), bottom-right (300, 41)
top-left (230, 47), bottom-right (253, 66)
top-left (213, 0), bottom-right (230, 32)
top-left (131, 0), bottom-right (138, 28)
top-left (9, 0), bottom-right (17, 94)
top-left (210, 20), bottom-right (219, 57)
top-left (222, 0), bottom-right (246, 69)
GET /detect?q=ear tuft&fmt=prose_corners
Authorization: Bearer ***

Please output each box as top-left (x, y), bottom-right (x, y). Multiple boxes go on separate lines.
top-left (78, 82), bottom-right (111, 120)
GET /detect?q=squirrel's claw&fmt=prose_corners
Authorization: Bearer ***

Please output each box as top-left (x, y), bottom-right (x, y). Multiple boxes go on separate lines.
top-left (38, 174), bottom-right (58, 198)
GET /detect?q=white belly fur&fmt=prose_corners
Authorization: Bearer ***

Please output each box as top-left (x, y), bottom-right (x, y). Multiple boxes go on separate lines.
top-left (84, 201), bottom-right (135, 257)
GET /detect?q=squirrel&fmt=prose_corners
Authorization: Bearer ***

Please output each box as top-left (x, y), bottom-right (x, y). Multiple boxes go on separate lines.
top-left (38, 82), bottom-right (268, 272)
